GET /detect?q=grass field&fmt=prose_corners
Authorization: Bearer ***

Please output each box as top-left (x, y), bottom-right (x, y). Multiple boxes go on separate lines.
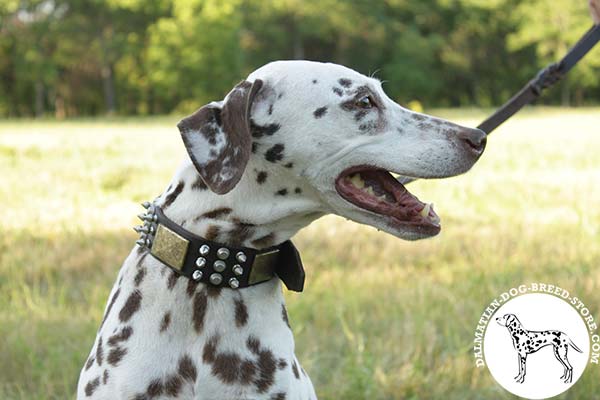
top-left (1, 108), bottom-right (599, 399)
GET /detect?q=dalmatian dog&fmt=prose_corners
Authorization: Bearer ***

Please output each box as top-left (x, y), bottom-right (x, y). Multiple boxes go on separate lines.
top-left (496, 314), bottom-right (583, 384)
top-left (77, 60), bottom-right (486, 399)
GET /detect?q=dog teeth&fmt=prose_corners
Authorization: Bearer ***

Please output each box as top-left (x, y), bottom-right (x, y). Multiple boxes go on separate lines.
top-left (420, 203), bottom-right (431, 218)
top-left (421, 203), bottom-right (441, 224)
top-left (349, 174), bottom-right (365, 189)
top-left (348, 173), bottom-right (389, 201)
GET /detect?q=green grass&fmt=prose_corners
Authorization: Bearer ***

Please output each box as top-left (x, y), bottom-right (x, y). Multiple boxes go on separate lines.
top-left (1, 107), bottom-right (599, 399)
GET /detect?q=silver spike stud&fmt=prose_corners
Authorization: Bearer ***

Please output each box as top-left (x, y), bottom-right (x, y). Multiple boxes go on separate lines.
top-left (199, 244), bottom-right (210, 256)
top-left (137, 213), bottom-right (146, 221)
top-left (209, 273), bottom-right (223, 285)
top-left (133, 225), bottom-right (143, 233)
top-left (135, 239), bottom-right (145, 246)
top-left (217, 248), bottom-right (230, 260)
top-left (142, 201), bottom-right (151, 209)
top-left (228, 278), bottom-right (240, 289)
top-left (232, 265), bottom-right (243, 276)
top-left (195, 257), bottom-right (206, 268)
top-left (142, 213), bottom-right (157, 222)
top-left (236, 251), bottom-right (247, 263)
top-left (213, 260), bottom-right (226, 272)
top-left (192, 270), bottom-right (203, 281)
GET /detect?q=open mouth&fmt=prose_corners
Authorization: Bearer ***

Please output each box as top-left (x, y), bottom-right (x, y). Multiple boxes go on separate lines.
top-left (335, 165), bottom-right (441, 236)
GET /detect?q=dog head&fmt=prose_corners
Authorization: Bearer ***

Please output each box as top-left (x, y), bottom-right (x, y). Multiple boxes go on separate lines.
top-left (178, 61), bottom-right (486, 241)
top-left (496, 314), bottom-right (519, 327)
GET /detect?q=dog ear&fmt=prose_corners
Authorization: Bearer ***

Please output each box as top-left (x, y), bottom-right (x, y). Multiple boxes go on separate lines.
top-left (178, 79), bottom-right (263, 194)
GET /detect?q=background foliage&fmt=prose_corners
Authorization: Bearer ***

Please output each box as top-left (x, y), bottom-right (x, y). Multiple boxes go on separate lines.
top-left (1, 0), bottom-right (599, 118)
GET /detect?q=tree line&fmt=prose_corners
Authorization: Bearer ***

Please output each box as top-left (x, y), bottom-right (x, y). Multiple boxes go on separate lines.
top-left (1, 0), bottom-right (598, 118)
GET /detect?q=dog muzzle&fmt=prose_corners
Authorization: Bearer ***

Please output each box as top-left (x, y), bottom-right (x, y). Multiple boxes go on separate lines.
top-left (134, 201), bottom-right (305, 292)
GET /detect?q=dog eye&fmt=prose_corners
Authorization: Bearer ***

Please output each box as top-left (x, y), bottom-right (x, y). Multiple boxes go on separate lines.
top-left (356, 95), bottom-right (374, 109)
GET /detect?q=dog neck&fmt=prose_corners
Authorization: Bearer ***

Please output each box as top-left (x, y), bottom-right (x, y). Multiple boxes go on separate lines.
top-left (108, 159), bottom-right (325, 356)
top-left (156, 159), bottom-right (325, 250)
top-left (506, 321), bottom-right (523, 332)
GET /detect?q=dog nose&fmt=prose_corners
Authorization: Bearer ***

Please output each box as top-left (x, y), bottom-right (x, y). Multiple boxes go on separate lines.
top-left (458, 128), bottom-right (487, 155)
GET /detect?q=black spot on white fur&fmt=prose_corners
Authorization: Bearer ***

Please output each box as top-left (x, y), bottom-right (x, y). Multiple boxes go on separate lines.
top-left (119, 290), bottom-right (142, 322)
top-left (257, 171), bottom-right (268, 184)
top-left (338, 78), bottom-right (352, 88)
top-left (84, 377), bottom-right (100, 396)
top-left (354, 109), bottom-right (368, 121)
top-left (313, 106), bottom-right (327, 118)
top-left (292, 360), bottom-right (300, 379)
top-left (107, 326), bottom-right (133, 346)
top-left (199, 207), bottom-right (232, 220)
top-left (160, 312), bottom-right (171, 332)
top-left (234, 299), bottom-right (249, 327)
top-left (163, 181), bottom-right (184, 208)
top-left (265, 144), bottom-right (284, 163)
top-left (107, 346), bottom-right (127, 366)
top-left (332, 87), bottom-right (343, 96)
top-left (192, 176), bottom-right (207, 190)
top-left (359, 121), bottom-right (377, 132)
top-left (251, 120), bottom-right (281, 138)
top-left (202, 335), bottom-right (277, 393)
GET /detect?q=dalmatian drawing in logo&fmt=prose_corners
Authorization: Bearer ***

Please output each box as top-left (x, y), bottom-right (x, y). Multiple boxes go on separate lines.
top-left (495, 313), bottom-right (583, 384)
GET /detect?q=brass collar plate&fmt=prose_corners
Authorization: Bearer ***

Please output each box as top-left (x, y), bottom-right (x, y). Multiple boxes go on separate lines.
top-left (150, 224), bottom-right (189, 270)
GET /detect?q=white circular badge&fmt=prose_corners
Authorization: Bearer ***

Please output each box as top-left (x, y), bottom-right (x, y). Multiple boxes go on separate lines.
top-left (483, 293), bottom-right (590, 399)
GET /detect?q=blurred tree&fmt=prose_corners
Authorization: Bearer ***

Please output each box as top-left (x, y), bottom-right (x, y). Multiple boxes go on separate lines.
top-left (0, 0), bottom-right (61, 116)
top-left (0, 0), bottom-right (169, 117)
top-left (146, 0), bottom-right (246, 112)
top-left (0, 0), bottom-right (598, 116)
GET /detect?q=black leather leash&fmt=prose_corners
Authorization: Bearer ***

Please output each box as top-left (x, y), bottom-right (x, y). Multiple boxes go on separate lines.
top-left (478, 24), bottom-right (600, 135)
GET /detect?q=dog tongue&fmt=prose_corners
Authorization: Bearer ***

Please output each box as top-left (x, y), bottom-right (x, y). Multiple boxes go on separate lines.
top-left (363, 169), bottom-right (440, 224)
top-left (362, 170), bottom-right (423, 207)
top-left (336, 166), bottom-right (440, 227)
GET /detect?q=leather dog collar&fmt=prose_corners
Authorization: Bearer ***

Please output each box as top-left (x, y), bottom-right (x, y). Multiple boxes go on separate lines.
top-left (134, 202), bottom-right (305, 292)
